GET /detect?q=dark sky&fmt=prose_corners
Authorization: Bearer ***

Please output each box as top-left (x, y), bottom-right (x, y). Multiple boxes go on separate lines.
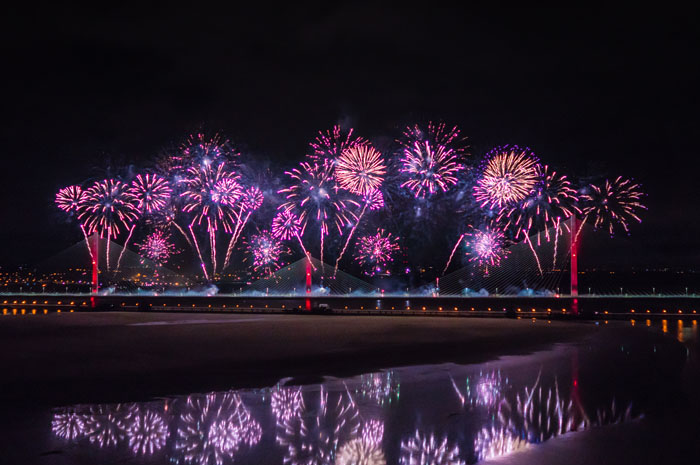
top-left (1, 6), bottom-right (698, 269)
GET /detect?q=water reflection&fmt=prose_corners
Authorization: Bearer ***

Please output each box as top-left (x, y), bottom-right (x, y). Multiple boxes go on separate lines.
top-left (49, 334), bottom-right (677, 465)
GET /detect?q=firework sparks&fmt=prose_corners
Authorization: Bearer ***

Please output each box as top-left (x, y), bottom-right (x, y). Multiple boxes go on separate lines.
top-left (271, 387), bottom-right (304, 423)
top-left (170, 132), bottom-right (238, 174)
top-left (399, 430), bottom-right (464, 465)
top-left (130, 173), bottom-right (172, 214)
top-left (464, 226), bottom-right (510, 269)
top-left (580, 176), bottom-right (646, 236)
top-left (271, 210), bottom-right (314, 267)
top-left (245, 230), bottom-right (288, 275)
top-left (223, 185), bottom-right (265, 271)
top-left (52, 410), bottom-right (86, 441)
top-left (78, 179), bottom-right (139, 271)
top-left (56, 185), bottom-right (96, 260)
top-left (474, 425), bottom-right (528, 462)
top-left (336, 144), bottom-right (386, 196)
top-left (355, 229), bottom-right (400, 276)
top-left (474, 146), bottom-right (540, 210)
top-left (279, 160), bottom-right (359, 264)
top-left (137, 230), bottom-right (178, 266)
top-left (126, 409), bottom-right (168, 456)
top-left (308, 125), bottom-right (366, 161)
top-left (398, 122), bottom-right (467, 198)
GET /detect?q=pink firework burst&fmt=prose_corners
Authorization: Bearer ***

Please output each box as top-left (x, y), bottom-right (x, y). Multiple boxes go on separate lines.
top-left (245, 230), bottom-right (288, 275)
top-left (474, 146), bottom-right (541, 211)
top-left (355, 229), bottom-right (400, 275)
top-left (78, 179), bottom-right (139, 238)
top-left (130, 173), bottom-right (172, 214)
top-left (271, 210), bottom-right (302, 241)
top-left (335, 144), bottom-right (387, 196)
top-left (181, 163), bottom-right (242, 233)
top-left (464, 226), bottom-right (510, 268)
top-left (137, 230), bottom-right (178, 265)
top-left (581, 176), bottom-right (646, 236)
top-left (308, 125), bottom-right (366, 161)
top-left (171, 132), bottom-right (238, 173)
top-left (55, 185), bottom-right (84, 213)
top-left (241, 185), bottom-right (264, 211)
top-left (398, 122), bottom-right (468, 198)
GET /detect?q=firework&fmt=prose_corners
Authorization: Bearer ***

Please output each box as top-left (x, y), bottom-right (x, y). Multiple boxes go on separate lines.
top-left (126, 410), bottom-right (168, 455)
top-left (271, 387), bottom-right (304, 423)
top-left (399, 430), bottom-right (464, 465)
top-left (130, 173), bottom-right (172, 214)
top-left (309, 125), bottom-right (366, 161)
top-left (56, 185), bottom-right (96, 261)
top-left (355, 229), bottom-right (400, 276)
top-left (169, 132), bottom-right (238, 174)
top-left (580, 176), bottom-right (646, 236)
top-left (223, 185), bottom-right (265, 271)
top-left (245, 230), bottom-right (288, 275)
top-left (176, 392), bottom-right (261, 465)
top-left (275, 387), bottom-right (359, 465)
top-left (137, 230), bottom-right (178, 266)
top-left (78, 179), bottom-right (139, 271)
top-left (279, 160), bottom-right (359, 264)
top-left (474, 425), bottom-right (528, 462)
top-left (271, 210), bottom-right (314, 266)
top-left (398, 122), bottom-right (468, 198)
top-left (84, 409), bottom-right (127, 448)
top-left (464, 226), bottom-right (510, 269)
top-left (474, 146), bottom-right (540, 210)
top-left (336, 144), bottom-right (386, 196)
top-left (52, 410), bottom-right (86, 441)
top-left (181, 163), bottom-right (242, 277)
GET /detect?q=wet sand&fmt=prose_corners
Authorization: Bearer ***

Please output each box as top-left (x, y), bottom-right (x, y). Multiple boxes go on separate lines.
top-left (1, 311), bottom-right (601, 406)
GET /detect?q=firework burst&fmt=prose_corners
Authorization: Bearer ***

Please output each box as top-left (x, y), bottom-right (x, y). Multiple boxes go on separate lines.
top-left (55, 185), bottom-right (84, 213)
top-left (245, 230), bottom-right (288, 275)
top-left (130, 174), bottom-right (172, 214)
top-left (474, 146), bottom-right (540, 210)
top-left (580, 176), bottom-right (646, 236)
top-left (397, 122), bottom-right (468, 198)
top-left (336, 144), bottom-right (386, 196)
top-left (464, 226), bottom-right (510, 269)
top-left (355, 229), bottom-right (400, 275)
top-left (279, 160), bottom-right (359, 264)
top-left (309, 125), bottom-right (366, 161)
top-left (170, 132), bottom-right (238, 174)
top-left (137, 230), bottom-right (178, 266)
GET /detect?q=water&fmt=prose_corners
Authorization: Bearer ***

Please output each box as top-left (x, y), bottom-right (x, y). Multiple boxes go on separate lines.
top-left (9, 321), bottom-right (699, 464)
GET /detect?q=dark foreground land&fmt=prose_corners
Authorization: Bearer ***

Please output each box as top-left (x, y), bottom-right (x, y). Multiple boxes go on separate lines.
top-left (0, 312), bottom-right (602, 406)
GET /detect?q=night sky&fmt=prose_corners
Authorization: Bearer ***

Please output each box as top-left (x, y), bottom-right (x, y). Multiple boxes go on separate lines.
top-left (1, 6), bottom-right (698, 269)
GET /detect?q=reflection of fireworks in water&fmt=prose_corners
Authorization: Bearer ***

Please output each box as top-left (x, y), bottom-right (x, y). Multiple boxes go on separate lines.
top-left (276, 387), bottom-right (359, 465)
top-left (361, 419), bottom-right (384, 445)
top-left (474, 146), bottom-right (540, 210)
top-left (271, 386), bottom-right (304, 422)
top-left (84, 407), bottom-right (128, 447)
top-left (126, 409), bottom-right (168, 455)
top-left (474, 425), bottom-right (528, 462)
top-left (245, 230), bottom-right (288, 275)
top-left (452, 370), bottom-right (507, 410)
top-left (137, 230), bottom-right (178, 266)
top-left (398, 123), bottom-right (467, 198)
top-left (52, 411), bottom-right (86, 441)
top-left (464, 227), bottom-right (510, 270)
top-left (279, 160), bottom-right (359, 265)
top-left (309, 125), bottom-right (366, 162)
top-left (355, 229), bottom-right (400, 276)
top-left (399, 430), bottom-right (464, 465)
top-left (336, 438), bottom-right (386, 465)
top-left (176, 392), bottom-right (261, 465)
top-left (336, 144), bottom-right (386, 196)
top-left (581, 176), bottom-right (646, 236)
top-left (355, 371), bottom-right (400, 406)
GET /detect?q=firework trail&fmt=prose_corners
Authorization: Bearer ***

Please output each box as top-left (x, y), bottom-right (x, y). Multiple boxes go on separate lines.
top-left (498, 165), bottom-right (579, 270)
top-left (474, 145), bottom-right (540, 211)
top-left (223, 185), bottom-right (264, 271)
top-left (580, 176), bottom-right (646, 236)
top-left (56, 185), bottom-right (95, 261)
top-left (399, 430), bottom-right (464, 465)
top-left (279, 160), bottom-right (359, 266)
top-left (397, 122), bottom-right (468, 198)
top-left (181, 163), bottom-right (242, 277)
top-left (354, 228), bottom-right (400, 276)
top-left (332, 143), bottom-right (387, 272)
top-left (244, 230), bottom-right (288, 276)
top-left (464, 226), bottom-right (510, 272)
top-left (136, 230), bottom-right (178, 267)
top-left (308, 124), bottom-right (366, 161)
top-left (116, 173), bottom-right (172, 271)
top-left (271, 210), bottom-right (315, 270)
top-left (78, 179), bottom-right (139, 271)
